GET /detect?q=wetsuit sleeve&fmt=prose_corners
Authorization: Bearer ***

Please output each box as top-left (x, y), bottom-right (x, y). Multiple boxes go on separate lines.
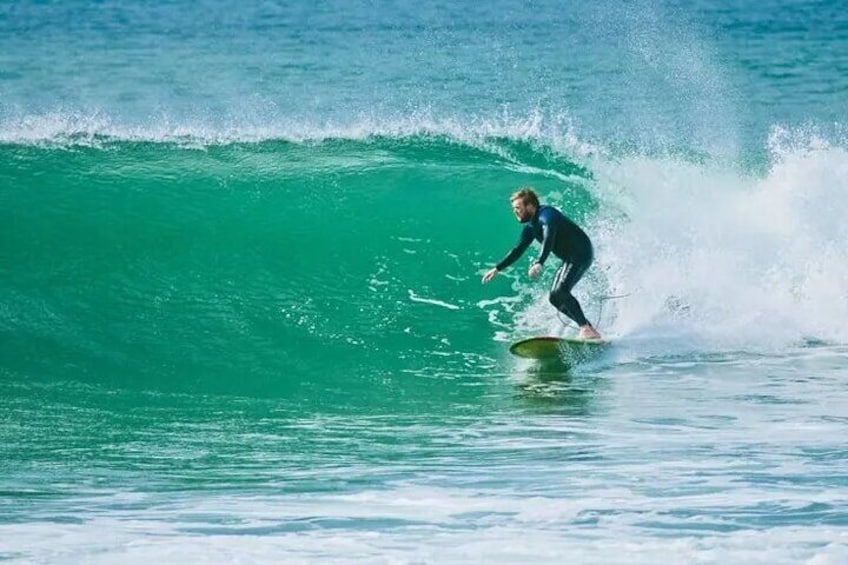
top-left (495, 225), bottom-right (534, 271)
top-left (536, 216), bottom-right (557, 266)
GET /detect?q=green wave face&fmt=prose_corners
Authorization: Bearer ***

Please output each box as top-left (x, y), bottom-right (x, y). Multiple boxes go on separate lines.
top-left (0, 136), bottom-right (600, 403)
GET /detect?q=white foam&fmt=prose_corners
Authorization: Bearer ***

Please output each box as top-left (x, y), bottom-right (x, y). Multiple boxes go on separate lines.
top-left (586, 126), bottom-right (848, 349)
top-left (1, 488), bottom-right (845, 564)
top-left (407, 290), bottom-right (461, 311)
top-left (0, 107), bottom-right (588, 150)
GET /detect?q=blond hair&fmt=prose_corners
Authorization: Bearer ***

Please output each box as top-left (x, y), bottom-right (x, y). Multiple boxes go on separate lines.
top-left (510, 187), bottom-right (540, 208)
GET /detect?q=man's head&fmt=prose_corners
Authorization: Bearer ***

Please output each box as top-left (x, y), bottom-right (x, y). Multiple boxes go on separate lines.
top-left (510, 188), bottom-right (539, 222)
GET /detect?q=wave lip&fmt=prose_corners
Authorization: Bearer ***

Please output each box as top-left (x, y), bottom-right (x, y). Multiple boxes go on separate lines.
top-left (0, 108), bottom-right (593, 149)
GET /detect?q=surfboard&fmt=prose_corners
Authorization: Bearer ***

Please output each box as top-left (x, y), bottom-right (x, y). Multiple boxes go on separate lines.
top-left (509, 336), bottom-right (610, 362)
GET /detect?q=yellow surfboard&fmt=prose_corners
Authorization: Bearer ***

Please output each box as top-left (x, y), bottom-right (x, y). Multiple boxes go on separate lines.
top-left (509, 336), bottom-right (610, 363)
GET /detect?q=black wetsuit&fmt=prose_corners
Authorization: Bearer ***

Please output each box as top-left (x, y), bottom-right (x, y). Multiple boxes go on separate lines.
top-left (495, 205), bottom-right (594, 326)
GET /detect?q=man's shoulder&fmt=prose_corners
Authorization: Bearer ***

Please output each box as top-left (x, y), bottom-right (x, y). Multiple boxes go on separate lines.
top-left (538, 205), bottom-right (565, 222)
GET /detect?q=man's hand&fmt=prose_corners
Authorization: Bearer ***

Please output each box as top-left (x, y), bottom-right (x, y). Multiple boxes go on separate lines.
top-left (481, 268), bottom-right (499, 284)
top-left (528, 262), bottom-right (542, 279)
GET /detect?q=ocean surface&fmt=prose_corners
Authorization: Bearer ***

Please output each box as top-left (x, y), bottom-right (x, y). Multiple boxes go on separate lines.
top-left (2, 1), bottom-right (848, 562)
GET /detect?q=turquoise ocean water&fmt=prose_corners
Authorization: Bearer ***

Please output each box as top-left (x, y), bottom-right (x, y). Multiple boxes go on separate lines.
top-left (2, 1), bottom-right (848, 562)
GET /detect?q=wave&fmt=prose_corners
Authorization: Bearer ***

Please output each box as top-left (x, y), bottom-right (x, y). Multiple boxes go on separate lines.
top-left (0, 131), bottom-right (594, 392)
top-left (2, 123), bottom-right (848, 393)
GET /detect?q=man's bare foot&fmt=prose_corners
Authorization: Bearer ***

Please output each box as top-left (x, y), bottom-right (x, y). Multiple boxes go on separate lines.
top-left (578, 326), bottom-right (602, 340)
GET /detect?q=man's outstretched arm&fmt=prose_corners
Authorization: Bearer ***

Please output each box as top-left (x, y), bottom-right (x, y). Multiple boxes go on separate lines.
top-left (482, 226), bottom-right (533, 283)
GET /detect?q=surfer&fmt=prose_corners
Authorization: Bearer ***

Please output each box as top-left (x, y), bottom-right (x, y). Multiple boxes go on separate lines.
top-left (481, 188), bottom-right (602, 340)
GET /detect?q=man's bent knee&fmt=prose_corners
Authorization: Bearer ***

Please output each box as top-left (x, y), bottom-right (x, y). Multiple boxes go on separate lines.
top-left (549, 292), bottom-right (564, 308)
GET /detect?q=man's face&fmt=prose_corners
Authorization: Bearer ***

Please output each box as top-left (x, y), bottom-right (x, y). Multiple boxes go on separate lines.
top-left (511, 198), bottom-right (534, 222)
